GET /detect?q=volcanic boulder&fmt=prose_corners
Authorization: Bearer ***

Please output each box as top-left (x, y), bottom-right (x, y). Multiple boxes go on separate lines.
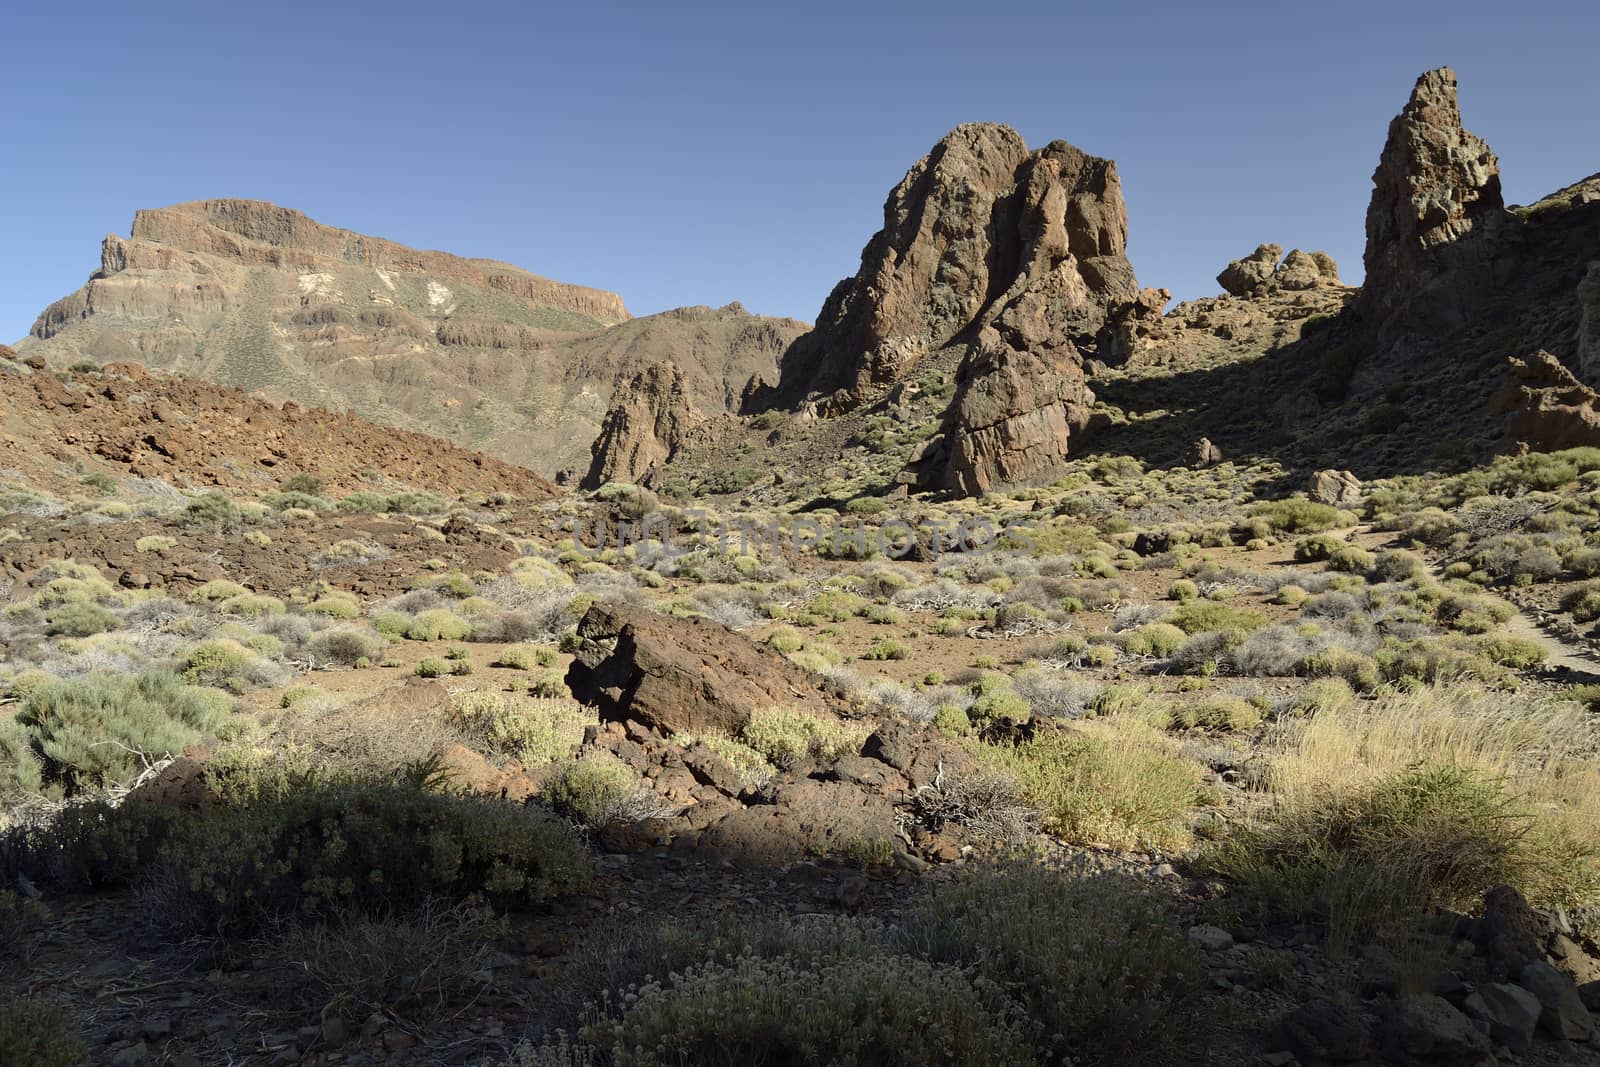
top-left (1492, 350), bottom-right (1600, 451)
top-left (581, 361), bottom-right (704, 489)
top-left (564, 601), bottom-right (849, 737)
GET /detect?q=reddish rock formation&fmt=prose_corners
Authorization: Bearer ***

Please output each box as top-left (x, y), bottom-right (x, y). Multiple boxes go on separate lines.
top-left (564, 601), bottom-right (850, 737)
top-left (1218, 244), bottom-right (1341, 298)
top-left (1580, 262), bottom-right (1600, 387)
top-left (1492, 351), bottom-right (1600, 451)
top-left (581, 361), bottom-right (704, 489)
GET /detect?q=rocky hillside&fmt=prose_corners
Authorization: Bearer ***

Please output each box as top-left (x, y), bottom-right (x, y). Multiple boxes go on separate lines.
top-left (18, 200), bottom-right (807, 475)
top-left (0, 351), bottom-right (555, 499)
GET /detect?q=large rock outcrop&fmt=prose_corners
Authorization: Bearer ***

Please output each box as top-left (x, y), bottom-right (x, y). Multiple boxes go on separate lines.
top-left (1492, 351), bottom-right (1600, 451)
top-left (1579, 262), bottom-right (1600, 387)
top-left (564, 601), bottom-right (849, 737)
top-left (1218, 244), bottom-right (1341, 297)
top-left (765, 124), bottom-right (1141, 409)
top-left (19, 201), bottom-right (806, 475)
top-left (1358, 67), bottom-right (1512, 342)
top-left (581, 361), bottom-right (703, 489)
top-left (748, 123), bottom-right (1154, 495)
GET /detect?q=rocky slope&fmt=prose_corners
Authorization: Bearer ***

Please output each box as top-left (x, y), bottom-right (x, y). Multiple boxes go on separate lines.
top-left (580, 361), bottom-right (705, 489)
top-left (0, 352), bottom-right (555, 499)
top-left (18, 201), bottom-right (807, 475)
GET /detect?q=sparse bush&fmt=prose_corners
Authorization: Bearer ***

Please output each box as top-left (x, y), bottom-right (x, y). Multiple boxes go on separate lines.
top-left (1171, 695), bottom-right (1262, 732)
top-left (901, 862), bottom-right (1199, 1064)
top-left (178, 490), bottom-right (241, 529)
top-left (546, 756), bottom-right (669, 827)
top-left (1166, 579), bottom-right (1198, 602)
top-left (306, 626), bottom-right (386, 667)
top-left (741, 708), bottom-right (866, 769)
top-left (15, 671), bottom-right (232, 793)
top-left (1012, 670), bottom-right (1098, 719)
top-left (1169, 600), bottom-right (1267, 636)
top-left (0, 998), bottom-right (86, 1067)
top-left (861, 638), bottom-right (907, 661)
top-left (448, 691), bottom-right (590, 767)
top-left (406, 609), bottom-right (473, 641)
top-left (1251, 499), bottom-right (1341, 534)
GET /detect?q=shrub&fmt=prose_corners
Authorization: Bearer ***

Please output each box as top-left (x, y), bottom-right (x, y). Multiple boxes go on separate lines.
top-left (24, 772), bottom-right (591, 934)
top-left (1166, 579), bottom-right (1198, 602)
top-left (134, 534), bottom-right (176, 553)
top-left (1326, 544), bottom-right (1375, 573)
top-left (1120, 622), bottom-right (1187, 657)
top-left (585, 953), bottom-right (1032, 1067)
top-left (1171, 695), bottom-right (1262, 732)
top-left (42, 600), bottom-right (120, 637)
top-left (15, 671), bottom-right (232, 793)
top-left (900, 863), bottom-right (1199, 1064)
top-left (764, 626), bottom-right (804, 654)
top-left (178, 490), bottom-right (241, 529)
top-left (1563, 581), bottom-right (1600, 623)
top-left (741, 709), bottom-right (866, 769)
top-left (1207, 763), bottom-right (1596, 948)
top-left (861, 639), bottom-right (907, 661)
top-left (1293, 533), bottom-right (1344, 562)
top-left (1169, 600), bottom-right (1267, 636)
top-left (0, 999), bottom-right (86, 1067)
top-left (307, 594), bottom-right (360, 619)
top-left (0, 717), bottom-right (45, 799)
top-left (306, 626), bottom-right (386, 667)
top-left (448, 691), bottom-right (590, 766)
top-left (545, 756), bottom-right (668, 827)
top-left (180, 639), bottom-right (263, 689)
top-left (979, 725), bottom-right (1201, 850)
top-left (1012, 670), bottom-right (1098, 719)
top-left (406, 610), bottom-right (473, 641)
top-left (1251, 499), bottom-right (1341, 534)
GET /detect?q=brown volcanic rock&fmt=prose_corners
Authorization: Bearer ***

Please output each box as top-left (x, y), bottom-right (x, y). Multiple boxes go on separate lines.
top-left (1359, 67), bottom-right (1511, 339)
top-left (933, 336), bottom-right (1099, 496)
top-left (565, 601), bottom-right (848, 737)
top-left (1492, 350), bottom-right (1600, 450)
top-left (1218, 244), bottom-right (1341, 298)
top-left (581, 361), bottom-right (704, 489)
top-left (764, 123), bottom-right (1140, 410)
top-left (20, 202), bottom-right (805, 475)
top-left (1218, 243), bottom-right (1283, 297)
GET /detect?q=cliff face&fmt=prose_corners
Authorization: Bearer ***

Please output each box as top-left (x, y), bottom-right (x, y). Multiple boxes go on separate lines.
top-left (21, 201), bottom-right (806, 474)
top-left (750, 123), bottom-right (1159, 496)
top-left (581, 361), bottom-right (704, 489)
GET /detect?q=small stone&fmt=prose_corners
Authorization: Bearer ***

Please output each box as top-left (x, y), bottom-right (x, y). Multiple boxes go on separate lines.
top-left (1383, 994), bottom-right (1495, 1065)
top-left (1520, 959), bottom-right (1597, 1041)
top-left (1463, 982), bottom-right (1542, 1052)
top-left (111, 1043), bottom-right (150, 1067)
top-left (381, 1029), bottom-right (418, 1051)
top-left (1188, 924), bottom-right (1235, 952)
top-left (1277, 998), bottom-right (1370, 1063)
top-left (321, 1017), bottom-right (351, 1047)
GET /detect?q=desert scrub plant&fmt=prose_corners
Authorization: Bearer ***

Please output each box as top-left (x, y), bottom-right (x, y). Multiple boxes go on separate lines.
top-left (1562, 580), bottom-right (1600, 623)
top-left (1326, 544), bottom-right (1375, 573)
top-left (1170, 694), bottom-right (1263, 732)
top-left (978, 722), bottom-right (1202, 850)
top-left (1166, 578), bottom-right (1199, 602)
top-left (1206, 763), bottom-right (1597, 949)
top-left (179, 638), bottom-right (279, 691)
top-left (1169, 600), bottom-right (1268, 636)
top-left (306, 625), bottom-right (386, 667)
top-left (861, 638), bottom-right (907, 661)
top-left (741, 708), bottom-right (867, 769)
top-left (490, 644), bottom-right (558, 670)
top-left (177, 489), bottom-right (241, 529)
top-left (405, 609), bottom-right (473, 641)
top-left (899, 862), bottom-right (1199, 1064)
top-left (14, 671), bottom-right (232, 794)
top-left (1250, 499), bottom-right (1342, 534)
top-left (0, 998), bottom-right (87, 1067)
top-left (219, 592), bottom-right (286, 618)
top-left (61, 772), bottom-right (589, 933)
top-left (1118, 621), bottom-right (1187, 657)
top-left (583, 952), bottom-right (1032, 1067)
top-left (1011, 669), bottom-right (1099, 719)
top-left (545, 756), bottom-right (670, 828)
top-left (134, 534), bottom-right (176, 553)
top-left (1293, 533), bottom-right (1346, 562)
top-left (448, 690), bottom-right (591, 767)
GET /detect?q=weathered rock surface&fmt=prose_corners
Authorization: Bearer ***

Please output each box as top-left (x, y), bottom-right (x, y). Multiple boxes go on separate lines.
top-left (581, 361), bottom-right (704, 489)
top-left (697, 778), bottom-right (896, 868)
top-left (1218, 245), bottom-right (1340, 297)
top-left (1275, 998), bottom-right (1371, 1063)
top-left (565, 601), bottom-right (848, 737)
top-left (747, 123), bottom-right (1148, 495)
top-left (1492, 351), bottom-right (1600, 451)
top-left (1357, 67), bottom-right (1514, 354)
top-left (1464, 983), bottom-right (1542, 1052)
top-left (19, 201), bottom-right (806, 474)
top-left (1580, 262), bottom-right (1600, 387)
top-left (1184, 437), bottom-right (1224, 468)
top-left (1520, 960), bottom-right (1597, 1041)
top-left (1382, 994), bottom-right (1496, 1065)
top-left (1309, 469), bottom-right (1362, 507)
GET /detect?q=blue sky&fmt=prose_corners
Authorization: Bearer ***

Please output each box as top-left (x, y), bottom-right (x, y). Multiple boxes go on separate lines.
top-left (3, 1), bottom-right (1597, 342)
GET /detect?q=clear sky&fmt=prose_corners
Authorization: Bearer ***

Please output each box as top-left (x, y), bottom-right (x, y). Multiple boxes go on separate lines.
top-left (3, 1), bottom-right (1597, 343)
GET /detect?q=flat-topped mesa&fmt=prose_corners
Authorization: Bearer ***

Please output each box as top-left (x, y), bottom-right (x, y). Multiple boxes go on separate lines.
top-left (760, 123), bottom-right (1143, 411)
top-left (1359, 67), bottom-right (1510, 334)
top-left (581, 361), bottom-right (704, 490)
top-left (103, 199), bottom-right (630, 326)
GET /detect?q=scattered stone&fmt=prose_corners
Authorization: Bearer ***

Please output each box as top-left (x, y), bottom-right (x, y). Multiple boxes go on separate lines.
top-left (1276, 997), bottom-right (1371, 1063)
top-left (1308, 469), bottom-right (1362, 507)
top-left (1463, 982), bottom-right (1542, 1052)
top-left (1382, 994), bottom-right (1496, 1065)
top-left (1183, 437), bottom-right (1224, 468)
top-left (1474, 885), bottom-right (1547, 980)
top-left (1188, 924), bottom-right (1235, 952)
top-left (1519, 959), bottom-right (1597, 1041)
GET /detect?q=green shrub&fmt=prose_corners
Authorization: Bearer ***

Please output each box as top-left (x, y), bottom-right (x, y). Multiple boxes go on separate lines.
top-left (306, 594), bottom-right (360, 619)
top-left (1251, 499), bottom-right (1341, 534)
top-left (20, 771), bottom-right (590, 933)
top-left (1166, 579), bottom-right (1198, 602)
top-left (1120, 622), bottom-right (1186, 657)
top-left (180, 639), bottom-right (260, 689)
top-left (1326, 544), bottom-right (1375, 573)
top-left (448, 691), bottom-right (591, 766)
top-left (15, 671), bottom-right (232, 793)
top-left (545, 757), bottom-right (663, 827)
top-left (1206, 763), bottom-right (1597, 947)
top-left (1170, 600), bottom-right (1268, 636)
top-left (406, 609), bottom-right (473, 641)
top-left (900, 863), bottom-right (1199, 1064)
top-left (135, 534), bottom-right (177, 553)
top-left (764, 626), bottom-right (804, 654)
top-left (0, 717), bottom-right (45, 799)
top-left (741, 709), bottom-right (866, 769)
top-left (0, 999), bottom-right (86, 1067)
top-left (979, 726), bottom-right (1201, 850)
top-left (1293, 533), bottom-right (1344, 562)
top-left (42, 600), bottom-right (119, 637)
top-left (861, 639), bottom-right (907, 661)
top-left (1171, 695), bottom-right (1262, 732)
top-left (178, 490), bottom-right (241, 529)
top-left (585, 953), bottom-right (1031, 1067)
